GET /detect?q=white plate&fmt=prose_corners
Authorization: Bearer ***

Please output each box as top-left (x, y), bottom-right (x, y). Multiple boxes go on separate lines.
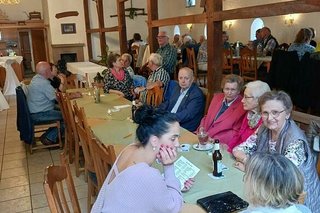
top-left (192, 143), bottom-right (214, 151)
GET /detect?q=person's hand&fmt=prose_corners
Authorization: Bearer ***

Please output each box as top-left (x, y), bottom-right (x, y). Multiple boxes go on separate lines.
top-left (157, 144), bottom-right (178, 166)
top-left (181, 178), bottom-right (195, 192)
top-left (233, 161), bottom-right (245, 172)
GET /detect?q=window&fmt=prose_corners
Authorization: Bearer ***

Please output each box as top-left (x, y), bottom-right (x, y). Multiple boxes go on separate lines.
top-left (186, 0), bottom-right (196, 7)
top-left (174, 25), bottom-right (180, 36)
top-left (250, 18), bottom-right (264, 41)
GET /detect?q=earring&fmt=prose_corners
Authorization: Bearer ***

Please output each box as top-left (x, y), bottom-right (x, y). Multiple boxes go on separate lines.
top-left (152, 146), bottom-right (156, 151)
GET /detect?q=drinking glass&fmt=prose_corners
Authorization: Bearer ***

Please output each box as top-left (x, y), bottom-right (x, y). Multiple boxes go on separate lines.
top-left (197, 127), bottom-right (208, 149)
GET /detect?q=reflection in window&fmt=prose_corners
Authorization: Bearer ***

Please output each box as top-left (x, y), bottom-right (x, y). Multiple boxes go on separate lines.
top-left (186, 0), bottom-right (196, 7)
top-left (250, 18), bottom-right (264, 41)
top-left (174, 25), bottom-right (181, 36)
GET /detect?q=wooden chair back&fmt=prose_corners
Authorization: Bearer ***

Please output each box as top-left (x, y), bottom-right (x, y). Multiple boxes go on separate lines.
top-left (43, 153), bottom-right (81, 213)
top-left (222, 48), bottom-right (233, 75)
top-left (186, 47), bottom-right (207, 87)
top-left (72, 101), bottom-right (95, 173)
top-left (292, 110), bottom-right (320, 176)
top-left (240, 47), bottom-right (257, 82)
top-left (199, 86), bottom-right (211, 115)
top-left (146, 86), bottom-right (164, 107)
top-left (64, 93), bottom-right (82, 175)
top-left (90, 137), bottom-right (116, 190)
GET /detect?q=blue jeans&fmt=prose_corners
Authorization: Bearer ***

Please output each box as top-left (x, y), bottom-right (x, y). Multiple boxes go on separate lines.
top-left (31, 110), bottom-right (64, 142)
top-left (132, 75), bottom-right (147, 87)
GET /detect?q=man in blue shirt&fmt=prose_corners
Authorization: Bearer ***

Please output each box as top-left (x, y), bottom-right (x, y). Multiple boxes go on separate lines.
top-left (156, 31), bottom-right (177, 79)
top-left (27, 61), bottom-right (63, 145)
top-left (159, 67), bottom-right (204, 131)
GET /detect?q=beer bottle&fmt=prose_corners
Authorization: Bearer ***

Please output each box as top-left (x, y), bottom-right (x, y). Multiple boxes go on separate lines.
top-left (212, 139), bottom-right (223, 177)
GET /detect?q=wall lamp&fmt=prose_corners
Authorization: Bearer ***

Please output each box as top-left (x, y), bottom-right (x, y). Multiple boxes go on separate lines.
top-left (225, 21), bottom-right (233, 29)
top-left (187, 23), bottom-right (193, 32)
top-left (285, 14), bottom-right (295, 26)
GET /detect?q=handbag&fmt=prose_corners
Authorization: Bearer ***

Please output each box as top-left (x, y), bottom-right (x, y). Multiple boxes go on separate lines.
top-left (197, 191), bottom-right (249, 213)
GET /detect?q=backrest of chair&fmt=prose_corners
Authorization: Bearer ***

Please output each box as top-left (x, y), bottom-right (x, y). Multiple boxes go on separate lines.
top-left (222, 48), bottom-right (233, 73)
top-left (73, 101), bottom-right (94, 172)
top-left (186, 48), bottom-right (198, 77)
top-left (146, 86), bottom-right (164, 107)
top-left (56, 92), bottom-right (69, 129)
top-left (66, 74), bottom-right (77, 89)
top-left (65, 93), bottom-right (79, 144)
top-left (240, 47), bottom-right (257, 80)
top-left (199, 87), bottom-right (211, 115)
top-left (90, 137), bottom-right (116, 190)
top-left (43, 153), bottom-right (81, 213)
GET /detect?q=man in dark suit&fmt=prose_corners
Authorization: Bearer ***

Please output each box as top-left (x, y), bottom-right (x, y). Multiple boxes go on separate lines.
top-left (159, 67), bottom-right (204, 131)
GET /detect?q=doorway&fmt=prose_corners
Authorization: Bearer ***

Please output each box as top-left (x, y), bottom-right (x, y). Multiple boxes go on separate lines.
top-left (19, 31), bottom-right (33, 77)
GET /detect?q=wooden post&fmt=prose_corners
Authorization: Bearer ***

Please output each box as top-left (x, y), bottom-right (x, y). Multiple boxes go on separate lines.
top-left (95, 0), bottom-right (107, 56)
top-left (206, 0), bottom-right (223, 94)
top-left (147, 0), bottom-right (159, 54)
top-left (117, 0), bottom-right (128, 54)
top-left (83, 0), bottom-right (93, 59)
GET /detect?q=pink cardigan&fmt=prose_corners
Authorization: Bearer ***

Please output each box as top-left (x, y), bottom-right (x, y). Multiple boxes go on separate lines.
top-left (198, 93), bottom-right (246, 146)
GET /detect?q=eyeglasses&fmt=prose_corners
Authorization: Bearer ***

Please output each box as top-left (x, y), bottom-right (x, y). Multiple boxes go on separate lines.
top-left (261, 110), bottom-right (285, 118)
top-left (223, 88), bottom-right (237, 93)
top-left (243, 95), bottom-right (254, 99)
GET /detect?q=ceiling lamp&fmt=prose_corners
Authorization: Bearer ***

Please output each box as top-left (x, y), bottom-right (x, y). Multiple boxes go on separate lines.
top-left (0, 0), bottom-right (20, 4)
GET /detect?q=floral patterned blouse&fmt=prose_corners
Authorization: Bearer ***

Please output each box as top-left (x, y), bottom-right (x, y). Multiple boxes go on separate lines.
top-left (233, 133), bottom-right (306, 167)
top-left (103, 68), bottom-right (134, 101)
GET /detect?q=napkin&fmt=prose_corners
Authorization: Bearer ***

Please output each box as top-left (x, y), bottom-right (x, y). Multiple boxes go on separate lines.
top-left (113, 104), bottom-right (131, 109)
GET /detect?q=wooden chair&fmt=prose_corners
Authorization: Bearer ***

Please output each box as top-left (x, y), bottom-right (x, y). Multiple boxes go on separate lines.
top-left (90, 137), bottom-right (116, 190)
top-left (146, 86), bottom-right (164, 107)
top-left (292, 110), bottom-right (320, 176)
top-left (16, 86), bottom-right (62, 154)
top-left (64, 93), bottom-right (83, 176)
top-left (240, 47), bottom-right (258, 82)
top-left (199, 86), bottom-right (211, 115)
top-left (43, 153), bottom-right (81, 213)
top-left (186, 47), bottom-right (207, 87)
top-left (73, 102), bottom-right (97, 212)
top-left (278, 43), bottom-right (290, 51)
top-left (222, 48), bottom-right (234, 75)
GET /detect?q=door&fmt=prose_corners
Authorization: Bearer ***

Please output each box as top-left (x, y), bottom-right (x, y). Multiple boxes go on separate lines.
top-left (19, 31), bottom-right (32, 75)
top-left (31, 29), bottom-right (48, 67)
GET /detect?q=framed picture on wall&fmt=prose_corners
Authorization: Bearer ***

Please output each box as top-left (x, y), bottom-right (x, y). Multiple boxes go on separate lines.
top-left (61, 23), bottom-right (76, 34)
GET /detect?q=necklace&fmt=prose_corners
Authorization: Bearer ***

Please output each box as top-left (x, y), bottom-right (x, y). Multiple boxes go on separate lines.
top-left (247, 111), bottom-right (261, 129)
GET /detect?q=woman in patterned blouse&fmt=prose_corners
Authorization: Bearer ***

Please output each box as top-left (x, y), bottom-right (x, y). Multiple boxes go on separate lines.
top-left (232, 91), bottom-right (320, 212)
top-left (103, 53), bottom-right (134, 100)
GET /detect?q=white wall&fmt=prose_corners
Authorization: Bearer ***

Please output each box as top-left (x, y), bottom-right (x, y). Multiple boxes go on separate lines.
top-left (0, 1), bottom-right (43, 21)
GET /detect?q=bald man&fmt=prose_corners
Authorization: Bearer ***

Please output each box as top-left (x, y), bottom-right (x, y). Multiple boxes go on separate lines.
top-left (159, 67), bottom-right (204, 131)
top-left (27, 61), bottom-right (64, 145)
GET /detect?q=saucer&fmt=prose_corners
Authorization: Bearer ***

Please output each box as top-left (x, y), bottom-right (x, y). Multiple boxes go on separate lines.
top-left (193, 143), bottom-right (214, 151)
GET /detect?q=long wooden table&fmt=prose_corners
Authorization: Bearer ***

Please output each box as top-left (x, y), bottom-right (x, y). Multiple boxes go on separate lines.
top-left (70, 89), bottom-right (244, 208)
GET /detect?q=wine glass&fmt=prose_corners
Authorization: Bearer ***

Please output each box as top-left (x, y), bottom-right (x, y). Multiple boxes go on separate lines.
top-left (197, 127), bottom-right (208, 149)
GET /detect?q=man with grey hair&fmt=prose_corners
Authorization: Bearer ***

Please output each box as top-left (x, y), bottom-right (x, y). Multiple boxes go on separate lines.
top-left (156, 31), bottom-right (177, 79)
top-left (261, 27), bottom-right (279, 56)
top-left (181, 35), bottom-right (200, 66)
top-left (27, 61), bottom-right (64, 145)
top-left (159, 67), bottom-right (204, 131)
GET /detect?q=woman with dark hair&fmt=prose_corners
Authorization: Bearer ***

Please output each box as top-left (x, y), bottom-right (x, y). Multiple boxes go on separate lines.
top-left (91, 105), bottom-right (183, 213)
top-left (309, 27), bottom-right (317, 48)
top-left (48, 63), bottom-right (66, 92)
top-left (242, 153), bottom-right (311, 213)
top-left (103, 53), bottom-right (134, 100)
top-left (288, 28), bottom-right (315, 60)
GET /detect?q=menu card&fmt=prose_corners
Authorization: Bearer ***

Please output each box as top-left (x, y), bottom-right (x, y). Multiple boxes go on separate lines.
top-left (174, 156), bottom-right (200, 190)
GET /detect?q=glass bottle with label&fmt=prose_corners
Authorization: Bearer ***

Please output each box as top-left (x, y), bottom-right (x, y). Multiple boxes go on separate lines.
top-left (212, 139), bottom-right (223, 177)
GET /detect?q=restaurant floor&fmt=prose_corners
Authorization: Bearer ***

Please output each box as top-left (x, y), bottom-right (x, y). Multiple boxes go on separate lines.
top-left (0, 95), bottom-right (89, 213)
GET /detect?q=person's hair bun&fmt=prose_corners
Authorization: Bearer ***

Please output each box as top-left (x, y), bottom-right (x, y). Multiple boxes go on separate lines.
top-left (133, 105), bottom-right (157, 125)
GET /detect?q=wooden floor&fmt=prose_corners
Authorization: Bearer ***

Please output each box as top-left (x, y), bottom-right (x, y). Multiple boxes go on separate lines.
top-left (0, 95), bottom-right (89, 213)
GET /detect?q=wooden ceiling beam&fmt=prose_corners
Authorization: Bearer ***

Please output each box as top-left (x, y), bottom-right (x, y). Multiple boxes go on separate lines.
top-left (150, 14), bottom-right (207, 28)
top-left (303, 0), bottom-right (320, 6)
top-left (212, 1), bottom-right (320, 21)
top-left (86, 26), bottom-right (119, 33)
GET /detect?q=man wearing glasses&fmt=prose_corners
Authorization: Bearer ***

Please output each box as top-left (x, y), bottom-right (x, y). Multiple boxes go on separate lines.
top-left (197, 74), bottom-right (246, 145)
top-left (156, 31), bottom-right (177, 79)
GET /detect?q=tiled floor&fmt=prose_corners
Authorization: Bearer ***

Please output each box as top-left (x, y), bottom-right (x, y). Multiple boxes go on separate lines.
top-left (0, 95), bottom-right (88, 213)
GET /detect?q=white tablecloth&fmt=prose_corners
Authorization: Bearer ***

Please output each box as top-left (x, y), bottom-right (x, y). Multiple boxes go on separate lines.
top-left (0, 90), bottom-right (9, 111)
top-left (0, 56), bottom-right (23, 95)
top-left (67, 62), bottom-right (107, 87)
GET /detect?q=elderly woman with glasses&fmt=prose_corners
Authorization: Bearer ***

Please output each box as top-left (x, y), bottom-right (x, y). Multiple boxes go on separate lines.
top-left (197, 74), bottom-right (246, 145)
top-left (233, 90), bottom-right (320, 212)
top-left (227, 80), bottom-right (270, 152)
